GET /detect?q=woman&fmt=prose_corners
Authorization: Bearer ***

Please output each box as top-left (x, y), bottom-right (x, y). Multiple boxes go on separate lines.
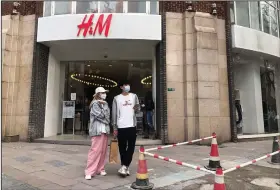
top-left (144, 91), bottom-right (155, 138)
top-left (85, 87), bottom-right (110, 180)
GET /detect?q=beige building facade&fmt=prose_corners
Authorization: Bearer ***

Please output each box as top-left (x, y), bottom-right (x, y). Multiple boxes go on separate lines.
top-left (165, 12), bottom-right (230, 143)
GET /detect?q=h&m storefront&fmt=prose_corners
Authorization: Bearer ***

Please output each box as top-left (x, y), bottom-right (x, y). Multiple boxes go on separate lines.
top-left (36, 12), bottom-right (163, 142)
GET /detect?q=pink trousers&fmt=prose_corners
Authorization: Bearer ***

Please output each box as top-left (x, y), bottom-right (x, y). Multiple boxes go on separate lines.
top-left (85, 134), bottom-right (108, 176)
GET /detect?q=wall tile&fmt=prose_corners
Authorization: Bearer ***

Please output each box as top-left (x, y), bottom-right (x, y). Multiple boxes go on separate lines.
top-left (166, 18), bottom-right (183, 35)
top-left (194, 16), bottom-right (216, 29)
top-left (197, 81), bottom-right (219, 99)
top-left (15, 116), bottom-right (29, 140)
top-left (20, 50), bottom-right (33, 66)
top-left (166, 34), bottom-right (183, 52)
top-left (2, 99), bottom-right (17, 116)
top-left (166, 12), bottom-right (183, 19)
top-left (218, 39), bottom-right (226, 55)
top-left (166, 50), bottom-right (183, 65)
top-left (19, 66), bottom-right (32, 83)
top-left (197, 64), bottom-right (219, 82)
top-left (185, 99), bottom-right (198, 117)
top-left (210, 117), bottom-right (230, 142)
top-left (216, 19), bottom-right (226, 40)
top-left (185, 33), bottom-right (196, 50)
top-left (2, 65), bottom-right (20, 83)
top-left (184, 17), bottom-right (195, 34)
top-left (196, 32), bottom-right (218, 50)
top-left (2, 51), bottom-right (21, 66)
top-left (218, 54), bottom-right (227, 69)
top-left (198, 99), bottom-right (220, 116)
top-left (185, 116), bottom-right (198, 140)
top-left (20, 35), bottom-right (35, 52)
top-left (197, 48), bottom-right (218, 65)
top-left (220, 100), bottom-right (230, 117)
top-left (2, 115), bottom-right (17, 136)
top-left (167, 98), bottom-right (185, 117)
top-left (185, 49), bottom-right (196, 65)
top-left (219, 68), bottom-right (228, 85)
top-left (185, 81), bottom-right (198, 99)
top-left (219, 84), bottom-right (229, 101)
top-left (17, 82), bottom-right (31, 102)
top-left (198, 116), bottom-right (211, 137)
top-left (2, 82), bottom-right (18, 100)
top-left (19, 20), bottom-right (35, 36)
top-left (185, 64), bottom-right (198, 82)
top-left (166, 65), bottom-right (184, 82)
top-left (167, 82), bottom-right (184, 99)
top-left (167, 116), bottom-right (185, 143)
top-left (3, 35), bottom-right (21, 52)
top-left (15, 100), bottom-right (30, 116)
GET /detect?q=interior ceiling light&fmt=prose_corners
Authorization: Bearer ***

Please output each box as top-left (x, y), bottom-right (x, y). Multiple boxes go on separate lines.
top-left (71, 73), bottom-right (118, 88)
top-left (141, 76), bottom-right (152, 85)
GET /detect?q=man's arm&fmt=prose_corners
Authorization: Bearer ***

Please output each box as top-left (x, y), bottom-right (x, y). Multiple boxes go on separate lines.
top-left (111, 97), bottom-right (118, 131)
top-left (134, 94), bottom-right (141, 113)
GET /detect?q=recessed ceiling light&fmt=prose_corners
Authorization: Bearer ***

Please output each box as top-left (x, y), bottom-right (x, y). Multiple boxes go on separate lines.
top-left (109, 64), bottom-right (112, 67)
top-left (87, 65), bottom-right (90, 67)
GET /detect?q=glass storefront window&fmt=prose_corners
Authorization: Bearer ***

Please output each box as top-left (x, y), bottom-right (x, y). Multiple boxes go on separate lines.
top-left (54, 1), bottom-right (72, 15)
top-left (100, 1), bottom-right (123, 13)
top-left (150, 1), bottom-right (158, 14)
top-left (76, 1), bottom-right (98, 14)
top-left (250, 2), bottom-right (261, 30)
top-left (235, 1), bottom-right (250, 27)
top-left (231, 1), bottom-right (280, 38)
top-left (44, 1), bottom-right (51, 16)
top-left (128, 1), bottom-right (146, 13)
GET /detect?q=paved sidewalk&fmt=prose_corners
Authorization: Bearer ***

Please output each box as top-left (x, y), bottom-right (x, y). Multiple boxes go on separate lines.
top-left (2, 140), bottom-right (280, 189)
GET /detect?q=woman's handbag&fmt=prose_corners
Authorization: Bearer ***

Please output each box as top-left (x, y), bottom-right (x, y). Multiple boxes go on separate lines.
top-left (109, 139), bottom-right (119, 164)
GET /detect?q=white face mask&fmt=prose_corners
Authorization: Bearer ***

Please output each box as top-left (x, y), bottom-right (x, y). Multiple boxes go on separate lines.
top-left (123, 85), bottom-right (130, 92)
top-left (100, 93), bottom-right (107, 100)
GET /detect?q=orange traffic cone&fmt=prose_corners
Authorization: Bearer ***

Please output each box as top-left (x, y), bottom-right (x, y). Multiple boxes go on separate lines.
top-left (131, 145), bottom-right (154, 190)
top-left (205, 132), bottom-right (222, 171)
top-left (214, 167), bottom-right (226, 190)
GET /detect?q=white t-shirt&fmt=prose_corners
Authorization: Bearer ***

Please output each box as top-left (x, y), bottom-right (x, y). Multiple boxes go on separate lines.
top-left (116, 93), bottom-right (135, 128)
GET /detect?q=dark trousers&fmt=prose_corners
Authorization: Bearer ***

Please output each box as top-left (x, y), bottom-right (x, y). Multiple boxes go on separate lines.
top-left (118, 127), bottom-right (137, 167)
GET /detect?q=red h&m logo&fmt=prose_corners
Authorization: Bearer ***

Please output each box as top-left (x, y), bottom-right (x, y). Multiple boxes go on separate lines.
top-left (77, 14), bottom-right (113, 37)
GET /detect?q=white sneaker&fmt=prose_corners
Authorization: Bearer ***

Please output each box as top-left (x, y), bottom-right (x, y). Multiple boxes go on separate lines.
top-left (126, 167), bottom-right (130, 176)
top-left (99, 170), bottom-right (107, 176)
top-left (118, 166), bottom-right (127, 176)
top-left (85, 175), bottom-right (91, 180)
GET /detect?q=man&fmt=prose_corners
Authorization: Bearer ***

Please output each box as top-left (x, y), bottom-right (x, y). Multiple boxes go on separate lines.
top-left (111, 80), bottom-right (140, 176)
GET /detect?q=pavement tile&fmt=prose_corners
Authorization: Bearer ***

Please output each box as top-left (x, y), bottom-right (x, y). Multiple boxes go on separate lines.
top-left (2, 165), bottom-right (32, 181)
top-left (39, 183), bottom-right (70, 190)
top-left (79, 178), bottom-right (104, 186)
top-left (31, 171), bottom-right (78, 187)
top-left (25, 176), bottom-right (51, 187)
top-left (45, 160), bottom-right (70, 167)
top-left (2, 174), bottom-right (24, 188)
top-left (97, 182), bottom-right (118, 189)
top-left (70, 182), bottom-right (101, 190)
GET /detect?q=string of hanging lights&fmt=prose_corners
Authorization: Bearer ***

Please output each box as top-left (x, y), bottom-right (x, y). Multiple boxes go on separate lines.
top-left (71, 73), bottom-right (118, 88)
top-left (141, 76), bottom-right (152, 85)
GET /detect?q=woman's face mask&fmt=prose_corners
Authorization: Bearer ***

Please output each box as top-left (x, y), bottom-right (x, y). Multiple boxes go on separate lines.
top-left (100, 93), bottom-right (107, 100)
top-left (123, 85), bottom-right (130, 92)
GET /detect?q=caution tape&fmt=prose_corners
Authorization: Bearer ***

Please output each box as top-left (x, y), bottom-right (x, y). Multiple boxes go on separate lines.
top-left (145, 135), bottom-right (214, 152)
top-left (143, 151), bottom-right (215, 174)
top-left (223, 149), bottom-right (280, 174)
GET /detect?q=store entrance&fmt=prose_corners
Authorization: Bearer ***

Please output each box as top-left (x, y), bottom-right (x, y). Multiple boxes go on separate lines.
top-left (62, 60), bottom-right (156, 139)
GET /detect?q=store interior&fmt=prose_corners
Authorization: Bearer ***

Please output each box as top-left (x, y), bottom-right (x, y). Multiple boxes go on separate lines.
top-left (62, 60), bottom-right (156, 138)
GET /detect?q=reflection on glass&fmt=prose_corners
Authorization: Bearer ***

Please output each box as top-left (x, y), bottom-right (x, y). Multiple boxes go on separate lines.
top-left (54, 1), bottom-right (72, 15)
top-left (250, 2), bottom-right (261, 30)
top-left (100, 1), bottom-right (122, 13)
top-left (128, 1), bottom-right (146, 13)
top-left (44, 1), bottom-right (51, 16)
top-left (235, 1), bottom-right (250, 27)
top-left (230, 1), bottom-right (235, 23)
top-left (261, 2), bottom-right (270, 34)
top-left (150, 1), bottom-right (157, 14)
top-left (270, 5), bottom-right (279, 36)
top-left (76, 1), bottom-right (98, 14)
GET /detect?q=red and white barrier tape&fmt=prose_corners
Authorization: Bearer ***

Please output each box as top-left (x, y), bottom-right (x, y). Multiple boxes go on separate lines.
top-left (143, 151), bottom-right (215, 174)
top-left (145, 136), bottom-right (214, 152)
top-left (223, 149), bottom-right (280, 174)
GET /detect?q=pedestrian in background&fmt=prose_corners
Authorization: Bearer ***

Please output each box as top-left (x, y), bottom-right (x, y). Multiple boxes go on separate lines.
top-left (85, 87), bottom-right (110, 180)
top-left (144, 91), bottom-right (155, 138)
top-left (111, 80), bottom-right (140, 177)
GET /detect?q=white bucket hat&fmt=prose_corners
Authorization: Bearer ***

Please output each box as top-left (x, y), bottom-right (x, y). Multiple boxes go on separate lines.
top-left (93, 87), bottom-right (109, 97)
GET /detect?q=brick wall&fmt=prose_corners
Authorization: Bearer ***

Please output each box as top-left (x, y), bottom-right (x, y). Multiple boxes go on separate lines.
top-left (161, 1), bottom-right (226, 19)
top-left (1, 1), bottom-right (43, 16)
